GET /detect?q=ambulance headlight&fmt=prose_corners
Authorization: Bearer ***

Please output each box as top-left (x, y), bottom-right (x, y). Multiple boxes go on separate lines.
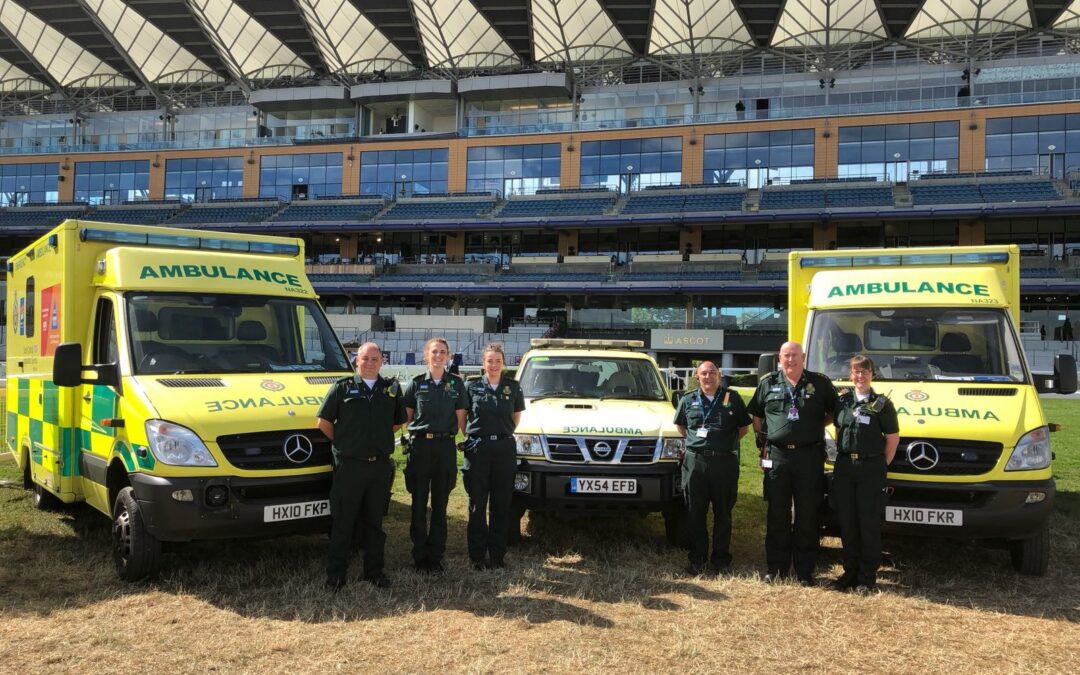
top-left (661, 437), bottom-right (684, 459)
top-left (1006, 427), bottom-right (1051, 471)
top-left (515, 434), bottom-right (543, 457)
top-left (145, 420), bottom-right (217, 467)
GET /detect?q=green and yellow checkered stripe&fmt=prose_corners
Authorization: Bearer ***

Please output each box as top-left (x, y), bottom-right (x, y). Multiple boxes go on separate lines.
top-left (7, 377), bottom-right (73, 479)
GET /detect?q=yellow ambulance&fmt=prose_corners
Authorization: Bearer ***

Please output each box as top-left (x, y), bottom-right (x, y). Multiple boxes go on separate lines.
top-left (6, 220), bottom-right (352, 580)
top-left (784, 245), bottom-right (1071, 575)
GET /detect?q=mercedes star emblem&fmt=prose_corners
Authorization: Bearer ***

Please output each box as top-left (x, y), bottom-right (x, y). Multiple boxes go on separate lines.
top-left (283, 434), bottom-right (314, 464)
top-left (905, 441), bottom-right (940, 471)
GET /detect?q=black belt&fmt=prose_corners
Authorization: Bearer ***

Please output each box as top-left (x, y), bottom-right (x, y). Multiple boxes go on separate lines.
top-left (689, 447), bottom-right (732, 458)
top-left (469, 434), bottom-right (513, 442)
top-left (769, 441), bottom-right (824, 450)
top-left (412, 432), bottom-right (455, 440)
top-left (339, 454), bottom-right (390, 463)
top-left (838, 452), bottom-right (881, 461)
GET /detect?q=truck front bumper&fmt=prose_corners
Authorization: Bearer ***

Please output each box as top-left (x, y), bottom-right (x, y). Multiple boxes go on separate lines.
top-left (511, 458), bottom-right (682, 514)
top-left (879, 477), bottom-right (1055, 540)
top-left (129, 471), bottom-right (333, 542)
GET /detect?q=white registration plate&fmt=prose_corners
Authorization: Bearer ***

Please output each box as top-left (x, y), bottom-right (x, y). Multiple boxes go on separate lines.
top-left (885, 505), bottom-right (963, 527)
top-left (570, 477), bottom-right (637, 495)
top-left (263, 499), bottom-right (330, 523)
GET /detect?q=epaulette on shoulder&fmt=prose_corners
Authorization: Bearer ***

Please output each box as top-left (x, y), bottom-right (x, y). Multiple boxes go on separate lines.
top-left (336, 375), bottom-right (353, 384)
top-left (466, 375), bottom-right (481, 382)
top-left (412, 372), bottom-right (427, 381)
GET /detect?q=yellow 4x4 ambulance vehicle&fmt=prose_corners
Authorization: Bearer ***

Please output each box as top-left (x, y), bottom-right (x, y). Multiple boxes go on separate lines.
top-left (510, 339), bottom-right (687, 543)
top-left (6, 220), bottom-right (352, 580)
top-left (786, 245), bottom-right (1071, 575)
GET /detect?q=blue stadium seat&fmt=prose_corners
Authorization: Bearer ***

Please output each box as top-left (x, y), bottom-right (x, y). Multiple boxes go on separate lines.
top-left (499, 196), bottom-right (614, 218)
top-left (380, 200), bottom-right (495, 220)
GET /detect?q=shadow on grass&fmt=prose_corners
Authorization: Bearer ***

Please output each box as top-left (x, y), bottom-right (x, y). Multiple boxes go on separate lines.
top-left (1, 483), bottom-right (1076, 624)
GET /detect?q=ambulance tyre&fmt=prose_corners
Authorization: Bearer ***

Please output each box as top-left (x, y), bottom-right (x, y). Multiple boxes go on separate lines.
top-left (112, 487), bottom-right (162, 581)
top-left (663, 503), bottom-right (689, 548)
top-left (1009, 522), bottom-right (1049, 576)
top-left (31, 481), bottom-right (60, 511)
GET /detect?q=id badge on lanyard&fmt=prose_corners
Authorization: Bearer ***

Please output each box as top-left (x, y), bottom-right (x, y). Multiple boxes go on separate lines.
top-left (785, 381), bottom-right (800, 421)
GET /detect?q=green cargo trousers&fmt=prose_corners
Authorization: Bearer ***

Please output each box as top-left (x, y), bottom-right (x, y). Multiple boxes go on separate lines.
top-left (327, 456), bottom-right (392, 581)
top-left (832, 454), bottom-right (887, 585)
top-left (461, 438), bottom-right (517, 563)
top-left (407, 438), bottom-right (458, 565)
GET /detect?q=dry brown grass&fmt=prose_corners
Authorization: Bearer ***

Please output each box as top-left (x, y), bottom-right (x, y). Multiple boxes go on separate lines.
top-left (2, 446), bottom-right (1079, 674)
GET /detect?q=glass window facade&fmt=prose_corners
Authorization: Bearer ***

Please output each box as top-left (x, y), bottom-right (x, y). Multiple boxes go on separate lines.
top-left (838, 122), bottom-right (959, 181)
top-left (259, 153), bottom-right (343, 201)
top-left (466, 143), bottom-right (560, 196)
top-left (173, 108), bottom-right (259, 146)
top-left (263, 108), bottom-right (355, 141)
top-left (985, 114), bottom-right (1080, 179)
top-left (360, 148), bottom-right (449, 197)
top-left (74, 160), bottom-right (150, 204)
top-left (580, 136), bottom-right (682, 191)
top-left (165, 156), bottom-right (244, 202)
top-left (0, 162), bottom-right (60, 205)
top-left (703, 129), bottom-right (814, 188)
top-left (0, 115), bottom-right (72, 151)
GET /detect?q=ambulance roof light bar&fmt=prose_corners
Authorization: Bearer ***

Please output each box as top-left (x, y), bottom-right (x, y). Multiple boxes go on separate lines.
top-left (530, 338), bottom-right (645, 349)
top-left (799, 251), bottom-right (1009, 268)
top-left (80, 227), bottom-right (300, 257)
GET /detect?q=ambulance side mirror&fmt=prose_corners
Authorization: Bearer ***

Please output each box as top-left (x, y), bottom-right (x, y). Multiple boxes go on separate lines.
top-left (53, 343), bottom-right (84, 387)
top-left (1055, 354), bottom-right (1077, 395)
top-left (758, 353), bottom-right (777, 378)
top-left (53, 342), bottom-right (121, 389)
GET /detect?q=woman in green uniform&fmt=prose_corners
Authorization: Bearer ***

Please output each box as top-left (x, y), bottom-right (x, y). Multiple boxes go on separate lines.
top-left (831, 355), bottom-right (900, 593)
top-left (462, 343), bottom-right (526, 569)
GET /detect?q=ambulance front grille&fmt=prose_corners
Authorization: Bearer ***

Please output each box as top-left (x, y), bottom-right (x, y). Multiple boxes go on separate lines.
top-left (543, 436), bottom-right (659, 463)
top-left (890, 438), bottom-right (1003, 475)
top-left (217, 429), bottom-right (332, 470)
top-left (159, 378), bottom-right (225, 387)
top-left (306, 376), bottom-right (339, 385)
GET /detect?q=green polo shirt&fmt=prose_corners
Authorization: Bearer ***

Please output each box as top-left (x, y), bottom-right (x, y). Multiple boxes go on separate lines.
top-left (834, 388), bottom-right (899, 456)
top-left (317, 374), bottom-right (406, 459)
top-left (465, 374), bottom-right (526, 437)
top-left (674, 387), bottom-right (751, 452)
top-left (403, 371), bottom-right (468, 434)
top-left (747, 369), bottom-right (839, 447)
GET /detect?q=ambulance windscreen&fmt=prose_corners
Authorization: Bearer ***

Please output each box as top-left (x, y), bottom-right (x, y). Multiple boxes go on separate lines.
top-left (126, 292), bottom-right (350, 375)
top-left (806, 308), bottom-right (1028, 384)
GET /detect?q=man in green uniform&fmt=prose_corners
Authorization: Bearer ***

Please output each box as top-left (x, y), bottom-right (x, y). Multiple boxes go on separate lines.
top-left (674, 361), bottom-right (751, 575)
top-left (747, 341), bottom-right (838, 586)
top-left (318, 342), bottom-right (406, 591)
top-left (404, 337), bottom-right (467, 573)
top-left (832, 355), bottom-right (899, 593)
top-left (463, 343), bottom-right (527, 569)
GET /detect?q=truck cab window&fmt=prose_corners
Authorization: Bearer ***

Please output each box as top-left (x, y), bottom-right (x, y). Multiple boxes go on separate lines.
top-left (94, 298), bottom-right (119, 365)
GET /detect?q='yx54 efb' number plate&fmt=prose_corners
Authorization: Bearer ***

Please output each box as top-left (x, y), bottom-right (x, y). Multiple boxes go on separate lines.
top-left (570, 477), bottom-right (637, 494)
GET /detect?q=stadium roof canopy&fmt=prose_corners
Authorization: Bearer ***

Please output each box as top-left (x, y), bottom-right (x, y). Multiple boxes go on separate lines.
top-left (0, 0), bottom-right (1075, 113)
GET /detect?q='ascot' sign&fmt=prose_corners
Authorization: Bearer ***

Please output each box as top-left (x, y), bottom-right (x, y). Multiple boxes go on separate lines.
top-left (650, 329), bottom-right (724, 351)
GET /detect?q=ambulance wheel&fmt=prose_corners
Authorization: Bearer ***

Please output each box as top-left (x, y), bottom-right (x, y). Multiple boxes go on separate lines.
top-left (112, 487), bottom-right (162, 581)
top-left (663, 504), bottom-right (689, 548)
top-left (31, 481), bottom-right (60, 510)
top-left (1009, 522), bottom-right (1049, 576)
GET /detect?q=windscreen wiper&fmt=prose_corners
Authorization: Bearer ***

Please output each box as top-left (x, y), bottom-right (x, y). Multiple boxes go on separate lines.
top-left (599, 393), bottom-right (664, 401)
top-left (528, 390), bottom-right (589, 401)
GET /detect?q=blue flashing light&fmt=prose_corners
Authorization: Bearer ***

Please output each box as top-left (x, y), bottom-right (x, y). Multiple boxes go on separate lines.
top-left (82, 229), bottom-right (148, 245)
top-left (801, 251), bottom-right (1010, 268)
top-left (148, 233), bottom-right (199, 248)
top-left (200, 238), bottom-right (248, 252)
top-left (249, 241), bottom-right (301, 256)
top-left (79, 226), bottom-right (299, 257)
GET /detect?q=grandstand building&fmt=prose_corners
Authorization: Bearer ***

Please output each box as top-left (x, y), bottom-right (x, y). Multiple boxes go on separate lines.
top-left (0, 0), bottom-right (1079, 369)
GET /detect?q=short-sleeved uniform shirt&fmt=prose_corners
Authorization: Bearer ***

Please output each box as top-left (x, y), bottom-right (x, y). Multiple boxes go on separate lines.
top-left (465, 374), bottom-right (526, 437)
top-left (747, 370), bottom-right (839, 447)
top-left (317, 374), bottom-right (406, 459)
top-left (674, 388), bottom-right (751, 452)
top-left (834, 389), bottom-right (899, 456)
top-left (403, 371), bottom-right (468, 434)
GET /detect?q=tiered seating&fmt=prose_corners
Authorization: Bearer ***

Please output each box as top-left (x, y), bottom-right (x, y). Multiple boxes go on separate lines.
top-left (375, 273), bottom-right (482, 283)
top-left (758, 269), bottom-right (787, 280)
top-left (826, 186), bottom-right (893, 207)
top-left (909, 182), bottom-right (982, 205)
top-left (622, 270), bottom-right (741, 281)
top-left (274, 199), bottom-right (383, 222)
top-left (380, 198), bottom-right (495, 220)
top-left (83, 205), bottom-right (180, 225)
top-left (621, 191), bottom-right (745, 215)
top-left (979, 180), bottom-right (1059, 203)
top-left (170, 201), bottom-right (282, 225)
top-left (308, 273), bottom-right (372, 284)
top-left (1021, 267), bottom-right (1064, 279)
top-left (759, 188), bottom-right (826, 210)
top-left (0, 206), bottom-right (87, 230)
top-left (501, 272), bottom-right (608, 282)
top-left (499, 194), bottom-right (615, 218)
